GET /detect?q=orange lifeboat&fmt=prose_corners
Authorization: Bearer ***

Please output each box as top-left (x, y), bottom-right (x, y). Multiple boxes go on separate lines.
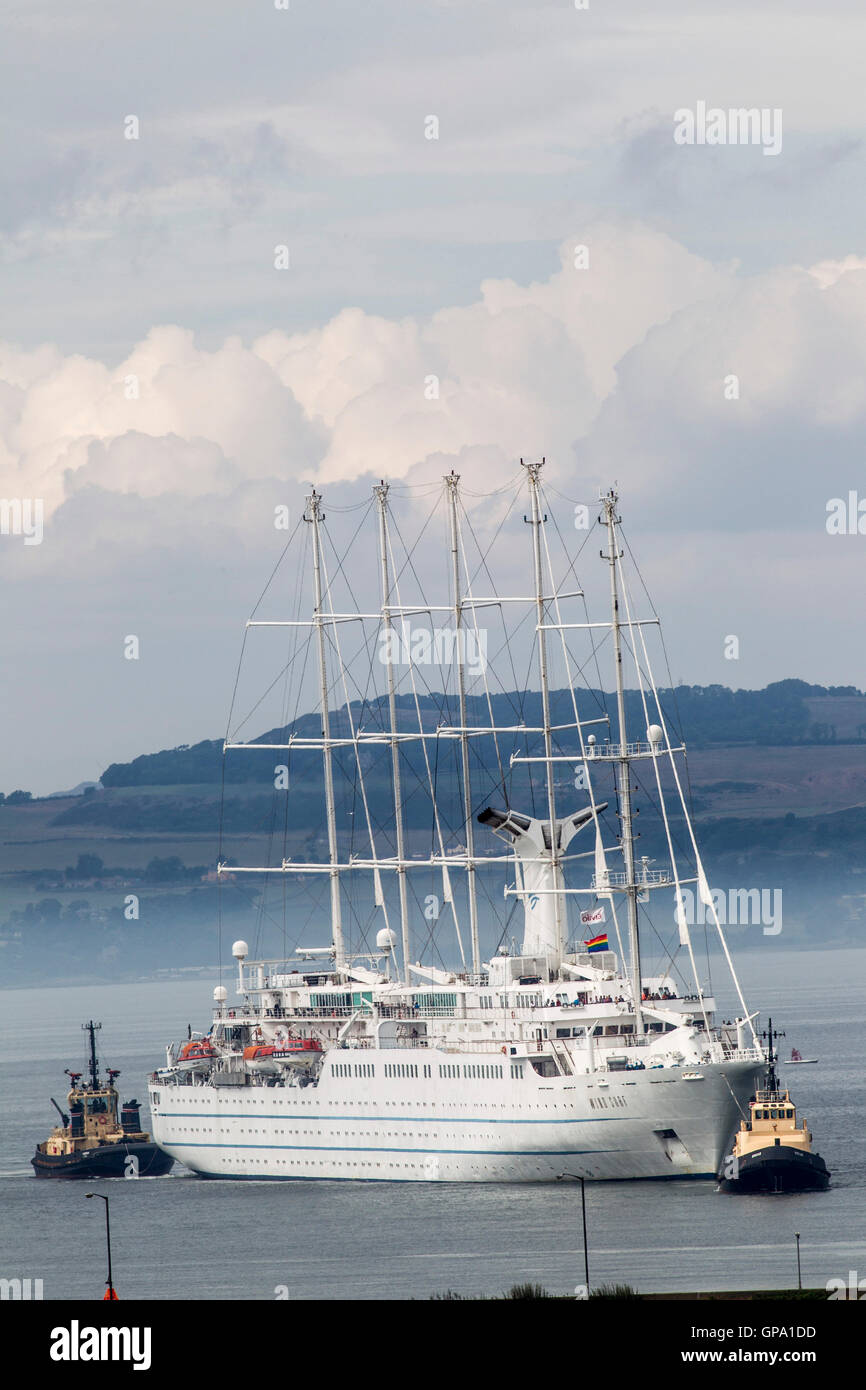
top-left (177, 1039), bottom-right (216, 1069)
top-left (244, 1039), bottom-right (323, 1074)
top-left (277, 1039), bottom-right (324, 1058)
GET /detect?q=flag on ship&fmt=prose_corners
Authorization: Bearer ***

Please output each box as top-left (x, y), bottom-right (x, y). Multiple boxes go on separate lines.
top-left (580, 906), bottom-right (606, 927)
top-left (585, 932), bottom-right (609, 953)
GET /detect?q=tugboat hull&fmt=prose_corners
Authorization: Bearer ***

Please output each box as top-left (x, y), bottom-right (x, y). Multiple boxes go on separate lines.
top-left (719, 1143), bottom-right (829, 1194)
top-left (32, 1142), bottom-right (174, 1179)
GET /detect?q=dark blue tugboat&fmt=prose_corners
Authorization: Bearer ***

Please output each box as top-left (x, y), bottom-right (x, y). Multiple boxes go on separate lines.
top-left (718, 1019), bottom-right (829, 1194)
top-left (32, 1021), bottom-right (174, 1179)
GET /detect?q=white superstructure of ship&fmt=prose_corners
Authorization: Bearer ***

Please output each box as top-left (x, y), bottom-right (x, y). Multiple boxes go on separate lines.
top-left (149, 463), bottom-right (764, 1182)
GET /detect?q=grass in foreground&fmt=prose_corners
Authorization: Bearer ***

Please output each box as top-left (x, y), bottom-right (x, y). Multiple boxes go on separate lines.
top-left (432, 1284), bottom-right (828, 1301)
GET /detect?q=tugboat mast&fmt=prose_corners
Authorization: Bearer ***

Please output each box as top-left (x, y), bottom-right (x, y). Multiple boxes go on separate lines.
top-left (83, 1020), bottom-right (102, 1089)
top-left (759, 1017), bottom-right (785, 1095)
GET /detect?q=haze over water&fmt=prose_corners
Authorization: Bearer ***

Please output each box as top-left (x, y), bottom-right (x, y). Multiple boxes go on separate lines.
top-left (1, 946), bottom-right (862, 1300)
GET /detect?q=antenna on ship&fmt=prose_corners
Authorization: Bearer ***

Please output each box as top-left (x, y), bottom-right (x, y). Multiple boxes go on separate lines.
top-left (82, 1020), bottom-right (101, 1089)
top-left (600, 490), bottom-right (644, 1035)
top-left (305, 488), bottom-right (346, 974)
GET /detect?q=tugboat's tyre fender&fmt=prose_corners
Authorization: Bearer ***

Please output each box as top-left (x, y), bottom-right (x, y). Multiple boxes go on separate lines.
top-left (98, 1116), bottom-right (108, 1126)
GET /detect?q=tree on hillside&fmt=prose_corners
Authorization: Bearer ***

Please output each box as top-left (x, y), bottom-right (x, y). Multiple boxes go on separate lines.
top-left (144, 855), bottom-right (187, 883)
top-left (66, 853), bottom-right (105, 880)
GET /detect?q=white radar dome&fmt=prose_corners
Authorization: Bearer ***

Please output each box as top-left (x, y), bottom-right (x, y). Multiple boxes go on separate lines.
top-left (376, 928), bottom-right (397, 953)
top-left (646, 725), bottom-right (664, 745)
top-left (232, 939), bottom-right (249, 960)
top-left (213, 986), bottom-right (227, 1003)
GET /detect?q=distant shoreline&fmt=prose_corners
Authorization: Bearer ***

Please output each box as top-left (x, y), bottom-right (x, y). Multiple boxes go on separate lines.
top-left (2, 939), bottom-right (863, 991)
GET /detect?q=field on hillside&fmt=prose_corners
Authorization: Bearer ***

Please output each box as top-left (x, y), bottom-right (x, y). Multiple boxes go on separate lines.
top-left (684, 744), bottom-right (866, 818)
top-left (3, 728), bottom-right (866, 983)
top-left (2, 744), bottom-right (866, 885)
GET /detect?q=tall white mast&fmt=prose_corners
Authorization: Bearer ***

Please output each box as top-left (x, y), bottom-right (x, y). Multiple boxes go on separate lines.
top-left (374, 481), bottom-right (411, 981)
top-left (602, 489), bottom-right (643, 1033)
top-left (445, 472), bottom-right (481, 977)
top-left (307, 488), bottom-right (345, 973)
top-left (524, 459), bottom-right (564, 965)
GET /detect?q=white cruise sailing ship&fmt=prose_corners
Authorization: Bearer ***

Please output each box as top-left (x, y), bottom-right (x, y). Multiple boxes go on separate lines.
top-left (149, 463), bottom-right (764, 1182)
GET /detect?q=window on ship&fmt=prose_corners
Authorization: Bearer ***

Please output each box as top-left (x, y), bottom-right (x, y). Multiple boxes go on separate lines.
top-left (529, 1057), bottom-right (558, 1079)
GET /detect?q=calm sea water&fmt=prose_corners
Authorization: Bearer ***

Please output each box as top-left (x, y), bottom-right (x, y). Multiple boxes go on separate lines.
top-left (1, 947), bottom-right (863, 1301)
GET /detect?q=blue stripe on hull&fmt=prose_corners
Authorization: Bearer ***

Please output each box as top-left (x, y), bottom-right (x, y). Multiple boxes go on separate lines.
top-left (155, 1112), bottom-right (617, 1125)
top-left (159, 1140), bottom-right (619, 1157)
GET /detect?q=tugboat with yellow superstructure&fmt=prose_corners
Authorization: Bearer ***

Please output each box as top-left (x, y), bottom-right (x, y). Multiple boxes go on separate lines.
top-left (719, 1019), bottom-right (829, 1194)
top-left (32, 1021), bottom-right (174, 1179)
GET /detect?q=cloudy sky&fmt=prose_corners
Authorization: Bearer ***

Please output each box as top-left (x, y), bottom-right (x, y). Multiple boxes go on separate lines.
top-left (2, 0), bottom-right (866, 793)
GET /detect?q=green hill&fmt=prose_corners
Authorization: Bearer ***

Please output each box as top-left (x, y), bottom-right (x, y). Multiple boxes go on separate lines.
top-left (2, 679), bottom-right (866, 984)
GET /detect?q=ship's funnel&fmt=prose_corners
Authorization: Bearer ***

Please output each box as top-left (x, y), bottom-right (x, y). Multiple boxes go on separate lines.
top-left (478, 803), bottom-right (607, 964)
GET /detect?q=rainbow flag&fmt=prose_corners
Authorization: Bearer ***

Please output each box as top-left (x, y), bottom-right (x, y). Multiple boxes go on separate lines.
top-left (585, 933), bottom-right (608, 953)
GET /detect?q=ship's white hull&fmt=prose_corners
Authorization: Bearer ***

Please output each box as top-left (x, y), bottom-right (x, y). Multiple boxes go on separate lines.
top-left (150, 1052), bottom-right (762, 1183)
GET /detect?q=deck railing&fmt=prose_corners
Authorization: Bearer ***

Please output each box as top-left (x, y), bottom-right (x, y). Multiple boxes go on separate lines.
top-left (215, 998), bottom-right (678, 1025)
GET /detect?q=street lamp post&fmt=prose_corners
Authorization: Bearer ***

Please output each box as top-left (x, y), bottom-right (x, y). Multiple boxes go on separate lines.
top-left (795, 1232), bottom-right (802, 1291)
top-left (86, 1192), bottom-right (116, 1299)
top-left (556, 1172), bottom-right (589, 1295)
